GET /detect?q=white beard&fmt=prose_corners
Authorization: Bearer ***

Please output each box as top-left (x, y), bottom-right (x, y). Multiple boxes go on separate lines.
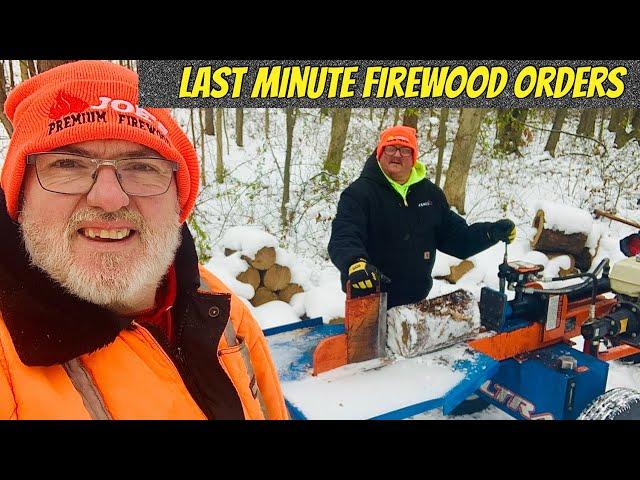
top-left (20, 203), bottom-right (181, 313)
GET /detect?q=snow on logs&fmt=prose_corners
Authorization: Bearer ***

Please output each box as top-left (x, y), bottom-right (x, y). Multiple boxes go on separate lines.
top-left (222, 227), bottom-right (305, 308)
top-left (530, 201), bottom-right (600, 272)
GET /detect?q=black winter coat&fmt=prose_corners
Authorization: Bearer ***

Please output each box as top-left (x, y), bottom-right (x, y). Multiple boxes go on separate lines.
top-left (328, 154), bottom-right (497, 308)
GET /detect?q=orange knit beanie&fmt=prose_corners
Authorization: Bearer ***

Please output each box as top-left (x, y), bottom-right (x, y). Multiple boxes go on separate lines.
top-left (376, 125), bottom-right (418, 164)
top-left (1, 60), bottom-right (199, 223)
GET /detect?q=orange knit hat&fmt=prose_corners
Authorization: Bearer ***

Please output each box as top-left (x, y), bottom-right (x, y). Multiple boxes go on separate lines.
top-left (376, 125), bottom-right (418, 164)
top-left (1, 60), bottom-right (199, 224)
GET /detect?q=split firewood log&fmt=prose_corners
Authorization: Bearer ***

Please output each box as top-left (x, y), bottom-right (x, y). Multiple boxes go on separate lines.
top-left (531, 209), bottom-right (587, 256)
top-left (443, 260), bottom-right (474, 283)
top-left (250, 246), bottom-right (276, 271)
top-left (547, 253), bottom-right (578, 277)
top-left (277, 283), bottom-right (304, 303)
top-left (251, 287), bottom-right (278, 307)
top-left (236, 267), bottom-right (260, 291)
top-left (263, 264), bottom-right (291, 291)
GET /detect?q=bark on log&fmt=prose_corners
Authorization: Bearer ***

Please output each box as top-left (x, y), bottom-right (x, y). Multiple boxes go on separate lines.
top-left (236, 267), bottom-right (260, 291)
top-left (263, 264), bottom-right (291, 291)
top-left (531, 209), bottom-right (587, 256)
top-left (250, 246), bottom-right (277, 271)
top-left (251, 287), bottom-right (278, 307)
top-left (575, 245), bottom-right (599, 272)
top-left (277, 283), bottom-right (304, 303)
top-left (387, 289), bottom-right (479, 358)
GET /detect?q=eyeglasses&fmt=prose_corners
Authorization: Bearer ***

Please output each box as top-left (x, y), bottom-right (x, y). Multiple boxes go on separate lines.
top-left (383, 145), bottom-right (413, 157)
top-left (26, 152), bottom-right (179, 197)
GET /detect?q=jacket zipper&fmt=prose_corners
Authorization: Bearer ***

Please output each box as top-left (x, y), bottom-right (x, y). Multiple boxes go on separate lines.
top-left (63, 358), bottom-right (112, 420)
top-left (130, 320), bottom-right (185, 382)
top-left (133, 316), bottom-right (211, 419)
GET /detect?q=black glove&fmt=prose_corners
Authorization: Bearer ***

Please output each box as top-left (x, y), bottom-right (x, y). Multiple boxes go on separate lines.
top-left (348, 259), bottom-right (380, 298)
top-left (620, 232), bottom-right (640, 257)
top-left (489, 219), bottom-right (516, 244)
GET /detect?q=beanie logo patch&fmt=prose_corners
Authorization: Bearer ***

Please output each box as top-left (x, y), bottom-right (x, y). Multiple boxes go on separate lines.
top-left (46, 95), bottom-right (170, 144)
top-left (48, 91), bottom-right (90, 120)
top-left (385, 135), bottom-right (410, 144)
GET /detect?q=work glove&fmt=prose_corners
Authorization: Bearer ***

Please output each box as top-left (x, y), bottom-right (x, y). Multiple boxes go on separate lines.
top-left (620, 232), bottom-right (640, 257)
top-left (489, 219), bottom-right (516, 244)
top-left (348, 258), bottom-right (380, 298)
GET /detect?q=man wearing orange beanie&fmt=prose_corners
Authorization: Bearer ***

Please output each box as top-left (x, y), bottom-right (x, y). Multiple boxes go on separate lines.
top-left (0, 61), bottom-right (287, 419)
top-left (328, 125), bottom-right (516, 308)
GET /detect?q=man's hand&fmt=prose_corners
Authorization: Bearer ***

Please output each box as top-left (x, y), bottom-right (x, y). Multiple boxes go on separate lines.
top-left (489, 219), bottom-right (516, 244)
top-left (620, 232), bottom-right (640, 257)
top-left (348, 259), bottom-right (380, 297)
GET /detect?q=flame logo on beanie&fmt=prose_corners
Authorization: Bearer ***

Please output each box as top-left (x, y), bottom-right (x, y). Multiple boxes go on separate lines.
top-left (48, 91), bottom-right (90, 120)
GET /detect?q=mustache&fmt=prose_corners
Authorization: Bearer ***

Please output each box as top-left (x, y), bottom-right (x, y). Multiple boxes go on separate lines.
top-left (66, 208), bottom-right (146, 235)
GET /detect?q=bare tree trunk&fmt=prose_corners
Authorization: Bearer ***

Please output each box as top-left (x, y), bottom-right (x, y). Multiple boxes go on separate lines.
top-left (264, 108), bottom-right (270, 140)
top-left (393, 108), bottom-right (401, 126)
top-left (235, 108), bottom-right (244, 147)
top-left (614, 109), bottom-right (640, 148)
top-left (598, 108), bottom-right (606, 143)
top-left (576, 109), bottom-right (597, 137)
top-left (199, 109), bottom-right (206, 186)
top-left (435, 108), bottom-right (449, 187)
top-left (222, 109), bottom-right (230, 155)
top-left (323, 108), bottom-right (351, 175)
top-left (281, 108), bottom-right (297, 228)
top-left (320, 108), bottom-right (329, 117)
top-left (427, 108), bottom-right (434, 141)
top-left (544, 108), bottom-right (568, 157)
top-left (608, 108), bottom-right (628, 133)
top-left (402, 108), bottom-right (419, 129)
top-left (495, 109), bottom-right (528, 156)
top-left (369, 109), bottom-right (374, 120)
top-left (378, 108), bottom-right (389, 132)
top-left (19, 60), bottom-right (30, 81)
top-left (443, 108), bottom-right (487, 214)
top-left (215, 108), bottom-right (224, 183)
top-left (7, 61), bottom-right (14, 89)
top-left (26, 60), bottom-right (37, 78)
top-left (204, 109), bottom-right (215, 136)
top-left (0, 62), bottom-right (14, 137)
top-left (36, 60), bottom-right (73, 73)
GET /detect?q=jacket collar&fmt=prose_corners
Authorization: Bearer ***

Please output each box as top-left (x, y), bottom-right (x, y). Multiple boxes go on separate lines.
top-left (0, 188), bottom-right (200, 366)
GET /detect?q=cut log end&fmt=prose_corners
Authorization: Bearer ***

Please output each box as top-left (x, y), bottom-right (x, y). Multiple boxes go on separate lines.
top-left (251, 287), bottom-right (278, 307)
top-left (251, 246), bottom-right (277, 271)
top-left (236, 267), bottom-right (260, 292)
top-left (264, 264), bottom-right (292, 291)
top-left (278, 283), bottom-right (304, 303)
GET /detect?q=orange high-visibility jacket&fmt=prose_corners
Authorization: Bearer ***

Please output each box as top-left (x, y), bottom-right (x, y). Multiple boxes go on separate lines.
top-left (0, 266), bottom-right (288, 420)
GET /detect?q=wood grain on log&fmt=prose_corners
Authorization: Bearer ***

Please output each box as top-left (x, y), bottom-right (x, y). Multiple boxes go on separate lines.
top-left (263, 264), bottom-right (291, 291)
top-left (251, 246), bottom-right (277, 271)
top-left (236, 267), bottom-right (260, 291)
top-left (278, 283), bottom-right (304, 303)
top-left (251, 287), bottom-right (278, 307)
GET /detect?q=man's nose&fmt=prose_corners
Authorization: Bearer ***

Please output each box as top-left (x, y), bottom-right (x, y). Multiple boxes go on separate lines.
top-left (85, 167), bottom-right (130, 212)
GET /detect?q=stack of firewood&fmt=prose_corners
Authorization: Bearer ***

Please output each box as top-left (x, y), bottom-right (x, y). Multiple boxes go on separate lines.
top-left (530, 208), bottom-right (598, 273)
top-left (225, 246), bottom-right (304, 307)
